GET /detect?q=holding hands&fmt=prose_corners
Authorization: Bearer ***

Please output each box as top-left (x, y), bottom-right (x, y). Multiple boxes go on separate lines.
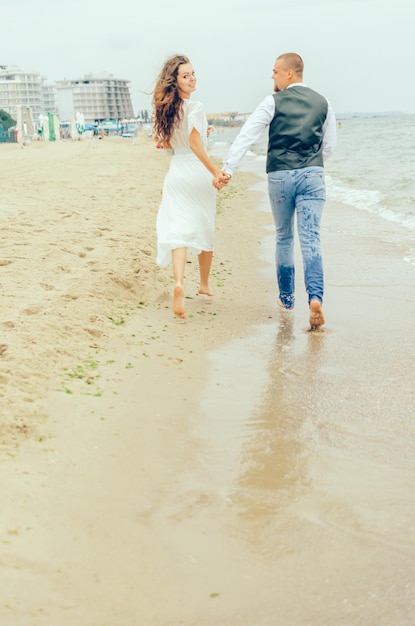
top-left (213, 171), bottom-right (231, 190)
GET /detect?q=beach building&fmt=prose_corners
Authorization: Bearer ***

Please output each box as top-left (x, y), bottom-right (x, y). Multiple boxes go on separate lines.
top-left (0, 65), bottom-right (57, 122)
top-left (55, 73), bottom-right (134, 124)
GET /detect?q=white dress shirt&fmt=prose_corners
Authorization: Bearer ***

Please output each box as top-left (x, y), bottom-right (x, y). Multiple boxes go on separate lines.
top-left (223, 83), bottom-right (337, 176)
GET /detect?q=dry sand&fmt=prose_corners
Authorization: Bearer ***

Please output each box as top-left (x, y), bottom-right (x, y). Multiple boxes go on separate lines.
top-left (1, 134), bottom-right (414, 625)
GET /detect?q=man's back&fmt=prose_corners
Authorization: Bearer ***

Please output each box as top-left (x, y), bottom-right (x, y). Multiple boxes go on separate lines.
top-left (266, 86), bottom-right (328, 172)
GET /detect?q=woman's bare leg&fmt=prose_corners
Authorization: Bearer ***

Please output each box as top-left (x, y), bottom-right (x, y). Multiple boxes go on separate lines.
top-left (172, 247), bottom-right (187, 318)
top-left (198, 251), bottom-right (214, 296)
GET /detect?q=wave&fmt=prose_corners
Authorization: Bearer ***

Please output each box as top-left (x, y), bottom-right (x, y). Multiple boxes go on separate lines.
top-left (326, 175), bottom-right (415, 232)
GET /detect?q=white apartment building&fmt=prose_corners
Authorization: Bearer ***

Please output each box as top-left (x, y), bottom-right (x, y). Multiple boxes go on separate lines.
top-left (55, 73), bottom-right (134, 123)
top-left (0, 65), bottom-right (57, 122)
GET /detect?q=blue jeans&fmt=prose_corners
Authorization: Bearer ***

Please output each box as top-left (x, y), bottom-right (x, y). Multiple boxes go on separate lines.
top-left (268, 167), bottom-right (326, 308)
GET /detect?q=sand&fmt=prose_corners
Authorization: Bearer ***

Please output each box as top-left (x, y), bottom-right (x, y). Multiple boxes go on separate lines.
top-left (1, 134), bottom-right (414, 625)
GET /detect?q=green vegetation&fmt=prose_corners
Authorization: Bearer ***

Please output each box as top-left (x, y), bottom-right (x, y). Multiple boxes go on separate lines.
top-left (0, 109), bottom-right (16, 130)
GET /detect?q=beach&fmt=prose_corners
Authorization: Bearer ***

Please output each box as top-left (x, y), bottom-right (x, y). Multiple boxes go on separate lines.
top-left (1, 134), bottom-right (414, 625)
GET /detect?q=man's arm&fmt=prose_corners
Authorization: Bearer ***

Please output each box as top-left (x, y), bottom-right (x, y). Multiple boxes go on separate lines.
top-left (223, 95), bottom-right (274, 176)
top-left (322, 100), bottom-right (337, 162)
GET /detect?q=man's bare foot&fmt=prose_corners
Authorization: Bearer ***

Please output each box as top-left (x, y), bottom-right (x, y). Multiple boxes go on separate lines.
top-left (277, 298), bottom-right (294, 310)
top-left (309, 300), bottom-right (325, 329)
top-left (173, 285), bottom-right (186, 319)
top-left (198, 285), bottom-right (214, 296)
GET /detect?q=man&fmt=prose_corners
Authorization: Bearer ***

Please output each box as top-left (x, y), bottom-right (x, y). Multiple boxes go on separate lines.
top-left (223, 53), bottom-right (337, 329)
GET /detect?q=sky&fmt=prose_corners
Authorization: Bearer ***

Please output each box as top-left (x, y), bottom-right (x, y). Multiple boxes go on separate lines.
top-left (2, 0), bottom-right (414, 117)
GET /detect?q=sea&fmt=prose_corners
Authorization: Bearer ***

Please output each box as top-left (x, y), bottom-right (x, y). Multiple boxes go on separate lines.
top-left (209, 113), bottom-right (415, 267)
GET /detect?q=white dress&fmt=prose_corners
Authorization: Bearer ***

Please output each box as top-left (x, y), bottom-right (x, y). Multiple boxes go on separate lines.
top-left (156, 99), bottom-right (217, 268)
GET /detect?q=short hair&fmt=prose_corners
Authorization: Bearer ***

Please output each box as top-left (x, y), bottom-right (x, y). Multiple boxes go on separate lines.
top-left (277, 53), bottom-right (304, 77)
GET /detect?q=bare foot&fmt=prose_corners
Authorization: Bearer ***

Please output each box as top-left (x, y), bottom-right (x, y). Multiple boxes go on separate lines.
top-left (277, 298), bottom-right (294, 310)
top-left (173, 285), bottom-right (186, 319)
top-left (309, 300), bottom-right (325, 329)
top-left (198, 285), bottom-right (214, 296)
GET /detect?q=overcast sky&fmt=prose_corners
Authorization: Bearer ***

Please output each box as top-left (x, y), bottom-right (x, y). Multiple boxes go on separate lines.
top-left (2, 0), bottom-right (414, 117)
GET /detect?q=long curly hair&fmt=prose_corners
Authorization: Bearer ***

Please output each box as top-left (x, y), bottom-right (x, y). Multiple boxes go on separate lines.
top-left (152, 54), bottom-right (190, 145)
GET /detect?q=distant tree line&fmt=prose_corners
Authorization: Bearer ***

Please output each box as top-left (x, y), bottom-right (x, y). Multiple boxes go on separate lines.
top-left (207, 118), bottom-right (244, 127)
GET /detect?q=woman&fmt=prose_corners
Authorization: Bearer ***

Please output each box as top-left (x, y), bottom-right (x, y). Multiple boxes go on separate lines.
top-left (153, 54), bottom-right (229, 319)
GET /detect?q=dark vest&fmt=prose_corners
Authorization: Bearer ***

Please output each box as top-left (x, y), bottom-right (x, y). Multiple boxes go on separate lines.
top-left (266, 86), bottom-right (328, 173)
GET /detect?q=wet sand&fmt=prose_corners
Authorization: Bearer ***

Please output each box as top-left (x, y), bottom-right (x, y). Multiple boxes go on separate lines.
top-left (1, 135), bottom-right (415, 625)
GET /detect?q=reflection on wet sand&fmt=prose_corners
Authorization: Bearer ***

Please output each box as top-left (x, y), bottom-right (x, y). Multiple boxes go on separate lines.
top-left (234, 314), bottom-right (305, 517)
top-left (191, 312), bottom-right (330, 540)
top-left (186, 306), bottom-right (415, 623)
top-left (231, 313), bottom-right (327, 532)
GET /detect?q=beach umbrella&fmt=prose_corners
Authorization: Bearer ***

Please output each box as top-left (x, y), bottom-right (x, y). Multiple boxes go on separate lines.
top-left (48, 112), bottom-right (56, 141)
top-left (42, 114), bottom-right (49, 142)
top-left (70, 117), bottom-right (77, 140)
top-left (76, 112), bottom-right (85, 138)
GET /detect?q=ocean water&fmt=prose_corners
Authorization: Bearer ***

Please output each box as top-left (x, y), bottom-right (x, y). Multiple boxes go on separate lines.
top-left (199, 115), bottom-right (415, 622)
top-left (210, 113), bottom-right (415, 267)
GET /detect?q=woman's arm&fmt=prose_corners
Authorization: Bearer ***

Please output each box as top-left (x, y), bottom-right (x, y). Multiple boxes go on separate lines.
top-left (189, 127), bottom-right (220, 177)
top-left (189, 128), bottom-right (229, 188)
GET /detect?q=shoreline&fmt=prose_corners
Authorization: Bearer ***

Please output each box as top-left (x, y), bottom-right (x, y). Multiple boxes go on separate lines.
top-left (1, 136), bottom-right (415, 625)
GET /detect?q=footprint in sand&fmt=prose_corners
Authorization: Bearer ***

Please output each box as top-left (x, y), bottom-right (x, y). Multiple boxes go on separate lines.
top-left (85, 327), bottom-right (105, 338)
top-left (22, 306), bottom-right (42, 315)
top-left (62, 293), bottom-right (79, 301)
top-left (40, 282), bottom-right (55, 291)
